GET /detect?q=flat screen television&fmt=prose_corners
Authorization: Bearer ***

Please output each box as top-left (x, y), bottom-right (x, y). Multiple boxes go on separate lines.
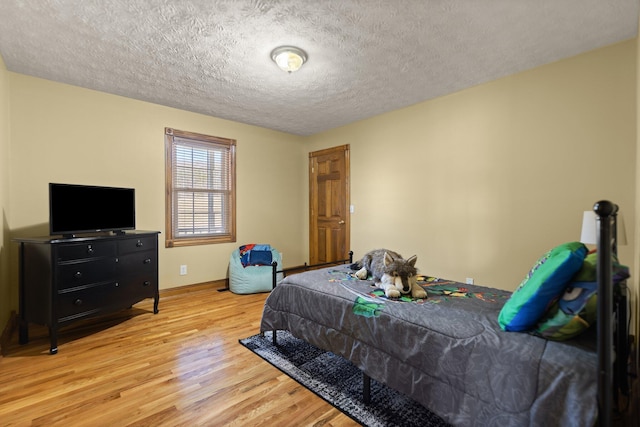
top-left (49, 183), bottom-right (136, 237)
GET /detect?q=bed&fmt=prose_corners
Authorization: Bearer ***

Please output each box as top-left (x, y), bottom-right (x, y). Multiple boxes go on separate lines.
top-left (259, 201), bottom-right (633, 427)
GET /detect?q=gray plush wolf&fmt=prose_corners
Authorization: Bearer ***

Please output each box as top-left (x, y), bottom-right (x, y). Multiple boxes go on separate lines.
top-left (351, 249), bottom-right (427, 299)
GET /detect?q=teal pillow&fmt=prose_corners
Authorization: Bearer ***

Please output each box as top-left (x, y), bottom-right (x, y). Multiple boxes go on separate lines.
top-left (535, 251), bottom-right (630, 340)
top-left (498, 242), bottom-right (587, 332)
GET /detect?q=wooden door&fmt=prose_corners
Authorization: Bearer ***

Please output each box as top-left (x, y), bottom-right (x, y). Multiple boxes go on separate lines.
top-left (309, 145), bottom-right (350, 264)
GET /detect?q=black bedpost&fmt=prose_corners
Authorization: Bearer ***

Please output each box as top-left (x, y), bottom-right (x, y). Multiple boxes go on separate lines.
top-left (271, 260), bottom-right (278, 289)
top-left (594, 200), bottom-right (615, 427)
top-left (271, 260), bottom-right (279, 346)
top-left (363, 372), bottom-right (371, 404)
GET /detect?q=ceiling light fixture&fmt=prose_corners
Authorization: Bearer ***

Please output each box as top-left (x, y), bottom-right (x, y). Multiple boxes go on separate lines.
top-left (271, 46), bottom-right (308, 73)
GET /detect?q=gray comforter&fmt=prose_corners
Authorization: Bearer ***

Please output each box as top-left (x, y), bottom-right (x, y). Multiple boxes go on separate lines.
top-left (260, 265), bottom-right (597, 427)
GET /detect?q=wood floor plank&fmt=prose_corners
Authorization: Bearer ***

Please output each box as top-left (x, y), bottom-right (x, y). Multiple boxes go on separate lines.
top-left (0, 288), bottom-right (359, 426)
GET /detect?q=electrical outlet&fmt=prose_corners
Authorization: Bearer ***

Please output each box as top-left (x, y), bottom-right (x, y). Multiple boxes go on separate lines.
top-left (466, 277), bottom-right (474, 285)
top-left (180, 265), bottom-right (187, 275)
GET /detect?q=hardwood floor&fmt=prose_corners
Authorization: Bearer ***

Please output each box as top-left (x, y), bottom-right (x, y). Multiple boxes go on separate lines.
top-left (0, 286), bottom-right (359, 426)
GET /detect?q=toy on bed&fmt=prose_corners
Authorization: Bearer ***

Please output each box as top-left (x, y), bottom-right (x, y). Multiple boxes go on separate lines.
top-left (351, 249), bottom-right (427, 299)
top-left (228, 244), bottom-right (283, 294)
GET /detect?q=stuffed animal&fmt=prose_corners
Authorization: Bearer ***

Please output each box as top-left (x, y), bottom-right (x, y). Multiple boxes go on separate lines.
top-left (351, 249), bottom-right (427, 299)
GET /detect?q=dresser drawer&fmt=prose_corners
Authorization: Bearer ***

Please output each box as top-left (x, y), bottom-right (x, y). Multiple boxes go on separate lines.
top-left (120, 277), bottom-right (157, 302)
top-left (117, 236), bottom-right (157, 254)
top-left (57, 258), bottom-right (117, 290)
top-left (119, 250), bottom-right (156, 275)
top-left (56, 241), bottom-right (116, 261)
top-left (57, 282), bottom-right (121, 322)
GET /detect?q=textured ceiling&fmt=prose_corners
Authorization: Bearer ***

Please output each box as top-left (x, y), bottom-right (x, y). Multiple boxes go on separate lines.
top-left (0, 1), bottom-right (637, 136)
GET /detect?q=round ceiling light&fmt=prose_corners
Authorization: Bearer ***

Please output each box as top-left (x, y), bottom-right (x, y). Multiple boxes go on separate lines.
top-left (271, 46), bottom-right (308, 73)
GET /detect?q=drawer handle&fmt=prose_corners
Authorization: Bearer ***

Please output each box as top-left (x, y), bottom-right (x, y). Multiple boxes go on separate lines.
top-left (74, 271), bottom-right (82, 279)
top-left (136, 241), bottom-right (143, 247)
top-left (144, 258), bottom-right (151, 264)
top-left (143, 281), bottom-right (151, 287)
top-left (74, 299), bottom-right (83, 306)
top-left (87, 245), bottom-right (94, 255)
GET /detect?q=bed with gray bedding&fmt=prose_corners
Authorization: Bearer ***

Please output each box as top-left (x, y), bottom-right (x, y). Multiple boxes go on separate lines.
top-left (260, 265), bottom-right (598, 426)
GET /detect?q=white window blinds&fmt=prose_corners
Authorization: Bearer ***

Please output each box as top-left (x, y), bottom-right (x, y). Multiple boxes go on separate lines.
top-left (165, 128), bottom-right (236, 247)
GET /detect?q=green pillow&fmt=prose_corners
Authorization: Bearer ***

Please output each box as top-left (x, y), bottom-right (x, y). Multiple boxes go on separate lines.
top-left (535, 282), bottom-right (597, 340)
top-left (498, 242), bottom-right (587, 332)
top-left (535, 251), bottom-right (630, 340)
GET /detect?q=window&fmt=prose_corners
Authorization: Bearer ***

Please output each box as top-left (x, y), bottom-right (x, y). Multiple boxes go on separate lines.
top-left (165, 128), bottom-right (236, 247)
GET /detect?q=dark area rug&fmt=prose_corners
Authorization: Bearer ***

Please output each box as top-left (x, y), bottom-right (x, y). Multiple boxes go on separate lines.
top-left (239, 331), bottom-right (450, 427)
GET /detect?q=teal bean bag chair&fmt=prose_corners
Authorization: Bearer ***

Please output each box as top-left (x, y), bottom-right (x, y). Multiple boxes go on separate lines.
top-left (229, 245), bottom-right (283, 294)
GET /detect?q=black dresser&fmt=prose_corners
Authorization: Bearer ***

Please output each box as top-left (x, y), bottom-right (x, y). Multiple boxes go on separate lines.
top-left (15, 231), bottom-right (160, 354)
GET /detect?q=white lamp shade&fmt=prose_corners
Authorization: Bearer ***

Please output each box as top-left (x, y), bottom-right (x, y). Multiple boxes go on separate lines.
top-left (617, 213), bottom-right (628, 245)
top-left (580, 211), bottom-right (597, 245)
top-left (580, 210), bottom-right (627, 246)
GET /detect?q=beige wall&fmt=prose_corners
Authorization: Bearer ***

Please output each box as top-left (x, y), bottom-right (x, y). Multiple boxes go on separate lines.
top-left (6, 74), bottom-right (308, 308)
top-left (306, 40), bottom-right (637, 296)
top-left (0, 54), bottom-right (10, 330)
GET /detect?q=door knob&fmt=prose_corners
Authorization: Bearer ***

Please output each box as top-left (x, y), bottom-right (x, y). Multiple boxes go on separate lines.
top-left (338, 220), bottom-right (345, 225)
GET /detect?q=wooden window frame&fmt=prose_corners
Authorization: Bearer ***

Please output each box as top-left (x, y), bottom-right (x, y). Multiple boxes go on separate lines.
top-left (164, 127), bottom-right (236, 248)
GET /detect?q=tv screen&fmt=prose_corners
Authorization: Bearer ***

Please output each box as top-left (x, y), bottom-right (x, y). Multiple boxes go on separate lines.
top-left (49, 183), bottom-right (136, 236)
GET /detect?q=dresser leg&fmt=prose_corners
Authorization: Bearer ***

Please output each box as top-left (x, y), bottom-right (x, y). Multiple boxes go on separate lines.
top-left (153, 293), bottom-right (159, 314)
top-left (49, 325), bottom-right (58, 355)
top-left (18, 318), bottom-right (29, 345)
